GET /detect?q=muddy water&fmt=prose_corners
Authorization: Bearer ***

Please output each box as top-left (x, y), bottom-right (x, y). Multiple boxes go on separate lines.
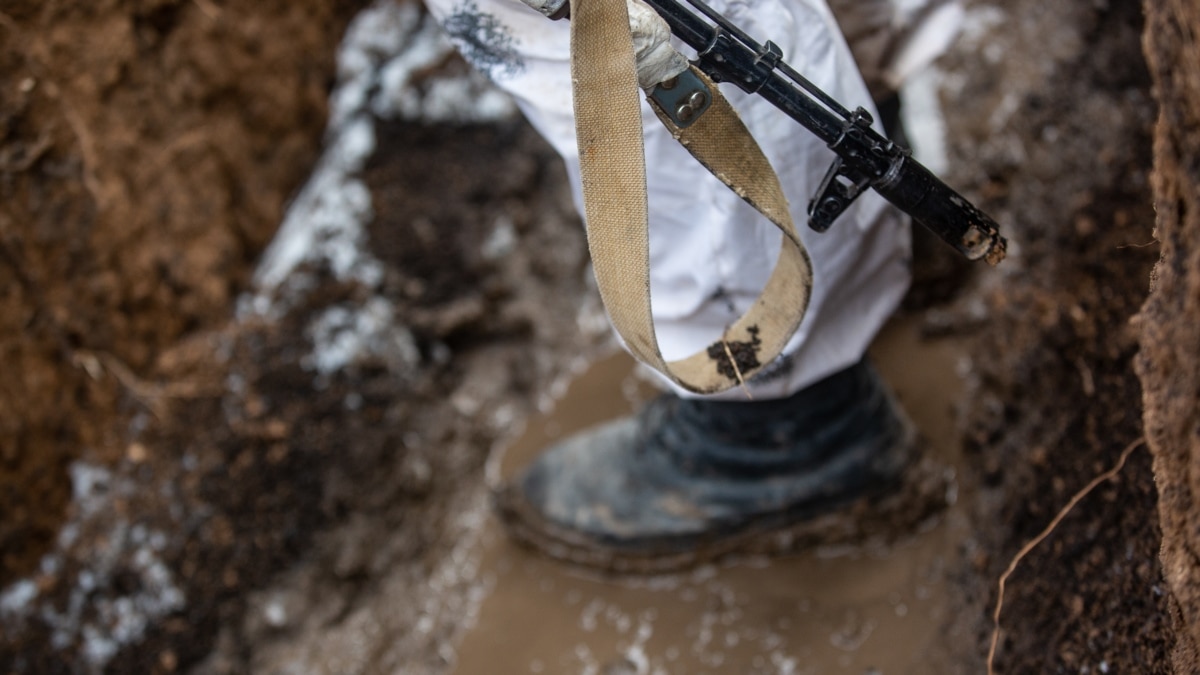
top-left (452, 317), bottom-right (970, 674)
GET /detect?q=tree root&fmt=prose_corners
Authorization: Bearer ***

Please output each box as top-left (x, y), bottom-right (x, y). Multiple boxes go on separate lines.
top-left (987, 437), bottom-right (1145, 674)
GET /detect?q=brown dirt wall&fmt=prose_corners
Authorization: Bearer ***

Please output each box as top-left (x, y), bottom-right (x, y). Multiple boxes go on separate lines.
top-left (939, 1), bottom-right (1175, 671)
top-left (0, 0), bottom-right (364, 585)
top-left (1137, 0), bottom-right (1200, 671)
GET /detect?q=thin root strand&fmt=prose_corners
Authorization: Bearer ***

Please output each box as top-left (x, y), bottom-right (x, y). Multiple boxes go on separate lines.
top-left (986, 437), bottom-right (1145, 675)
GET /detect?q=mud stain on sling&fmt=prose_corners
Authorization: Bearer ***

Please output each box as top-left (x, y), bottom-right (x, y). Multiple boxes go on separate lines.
top-left (708, 325), bottom-right (762, 379)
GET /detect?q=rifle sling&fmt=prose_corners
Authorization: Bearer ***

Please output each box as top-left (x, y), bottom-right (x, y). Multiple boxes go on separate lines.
top-left (570, 0), bottom-right (813, 394)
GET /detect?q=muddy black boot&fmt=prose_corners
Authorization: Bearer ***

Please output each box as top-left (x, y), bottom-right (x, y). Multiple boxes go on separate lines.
top-left (495, 359), bottom-right (943, 573)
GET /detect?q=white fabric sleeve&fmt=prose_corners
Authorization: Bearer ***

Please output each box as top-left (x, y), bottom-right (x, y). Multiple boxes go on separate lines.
top-left (626, 0), bottom-right (690, 89)
top-left (515, 0), bottom-right (569, 17)
top-left (513, 0), bottom-right (689, 89)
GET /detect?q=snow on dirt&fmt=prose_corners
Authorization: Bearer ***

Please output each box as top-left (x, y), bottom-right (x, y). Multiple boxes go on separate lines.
top-left (1, 462), bottom-right (185, 672)
top-left (0, 4), bottom-right (546, 672)
top-left (252, 0), bottom-right (515, 304)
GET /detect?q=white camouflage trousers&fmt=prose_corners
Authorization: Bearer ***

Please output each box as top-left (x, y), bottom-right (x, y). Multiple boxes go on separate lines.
top-left (424, 0), bottom-right (915, 400)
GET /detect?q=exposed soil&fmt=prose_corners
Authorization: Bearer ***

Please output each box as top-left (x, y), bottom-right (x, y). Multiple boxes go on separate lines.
top-left (0, 0), bottom-right (363, 587)
top-left (1136, 0), bottom-right (1200, 670)
top-left (0, 0), bottom-right (1195, 673)
top-left (937, 1), bottom-right (1174, 672)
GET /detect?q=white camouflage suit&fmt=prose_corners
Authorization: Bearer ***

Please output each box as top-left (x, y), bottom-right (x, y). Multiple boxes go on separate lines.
top-left (424, 0), bottom-right (951, 400)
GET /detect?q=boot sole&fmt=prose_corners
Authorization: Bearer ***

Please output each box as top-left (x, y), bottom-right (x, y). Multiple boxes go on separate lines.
top-left (493, 454), bottom-right (952, 575)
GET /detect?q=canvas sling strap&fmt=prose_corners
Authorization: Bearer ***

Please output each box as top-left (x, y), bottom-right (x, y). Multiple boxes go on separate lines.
top-left (569, 0), bottom-right (815, 394)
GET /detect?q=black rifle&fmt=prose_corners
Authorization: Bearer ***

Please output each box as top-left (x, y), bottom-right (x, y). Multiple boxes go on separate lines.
top-left (554, 0), bottom-right (1008, 263)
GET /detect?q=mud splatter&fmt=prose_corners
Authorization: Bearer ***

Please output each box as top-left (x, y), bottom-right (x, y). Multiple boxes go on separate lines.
top-left (441, 0), bottom-right (526, 80)
top-left (707, 326), bottom-right (762, 380)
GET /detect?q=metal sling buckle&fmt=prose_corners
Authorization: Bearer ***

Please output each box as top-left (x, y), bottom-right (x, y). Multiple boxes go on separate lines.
top-left (649, 67), bottom-right (713, 128)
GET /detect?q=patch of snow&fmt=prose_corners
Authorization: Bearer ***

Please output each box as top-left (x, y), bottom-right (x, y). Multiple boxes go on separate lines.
top-left (250, 121), bottom-right (381, 300)
top-left (331, 3), bottom-right (422, 131)
top-left (0, 462), bottom-right (185, 673)
top-left (263, 597), bottom-right (289, 629)
top-left (370, 12), bottom-right (516, 123)
top-left (303, 297), bottom-right (420, 376)
top-left (249, 0), bottom-right (517, 318)
top-left (886, 2), bottom-right (964, 90)
top-left (958, 5), bottom-right (1006, 48)
top-left (900, 67), bottom-right (950, 176)
top-left (481, 216), bottom-right (518, 261)
top-left (0, 580), bottom-right (37, 618)
top-left (246, 0), bottom-right (408, 305)
top-left (620, 611), bottom-right (656, 673)
top-left (396, 488), bottom-right (496, 673)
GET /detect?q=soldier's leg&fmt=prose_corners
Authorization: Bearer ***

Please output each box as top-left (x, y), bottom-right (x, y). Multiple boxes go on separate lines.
top-left (425, 0), bottom-right (919, 568)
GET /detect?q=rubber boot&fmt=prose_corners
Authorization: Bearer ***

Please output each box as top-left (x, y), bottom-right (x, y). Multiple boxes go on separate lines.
top-left (495, 359), bottom-right (932, 572)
